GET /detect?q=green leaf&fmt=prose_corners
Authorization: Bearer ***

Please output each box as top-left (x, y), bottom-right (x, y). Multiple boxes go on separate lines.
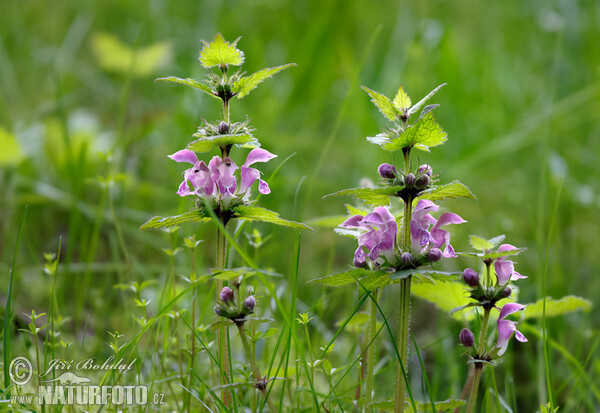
top-left (371, 398), bottom-right (465, 411)
top-left (407, 83), bottom-right (447, 118)
top-left (469, 235), bottom-right (493, 251)
top-left (419, 180), bottom-right (476, 201)
top-left (459, 247), bottom-right (526, 260)
top-left (308, 268), bottom-right (388, 290)
top-left (346, 204), bottom-right (368, 216)
top-left (392, 86), bottom-right (412, 111)
top-left (0, 127), bottom-right (24, 166)
top-left (233, 205), bottom-right (312, 230)
top-left (140, 209), bottom-right (211, 231)
top-left (522, 296), bottom-right (592, 320)
top-left (381, 112), bottom-right (447, 152)
top-left (361, 86), bottom-right (400, 121)
top-left (198, 33), bottom-right (244, 68)
top-left (412, 280), bottom-right (474, 320)
top-left (187, 133), bottom-right (259, 153)
top-left (91, 32), bottom-right (171, 77)
top-left (324, 186), bottom-right (403, 207)
top-left (155, 76), bottom-right (218, 99)
top-left (233, 64), bottom-right (295, 98)
top-left (390, 269), bottom-right (461, 284)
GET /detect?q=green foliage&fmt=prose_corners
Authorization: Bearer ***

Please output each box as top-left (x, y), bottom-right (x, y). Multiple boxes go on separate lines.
top-left (233, 205), bottom-right (312, 230)
top-left (418, 180), bottom-right (476, 201)
top-left (522, 296), bottom-right (592, 320)
top-left (371, 398), bottom-right (465, 411)
top-left (186, 133), bottom-right (259, 153)
top-left (154, 76), bottom-right (219, 99)
top-left (91, 32), bottom-right (171, 77)
top-left (412, 280), bottom-right (473, 320)
top-left (406, 83), bottom-right (446, 117)
top-left (0, 127), bottom-right (24, 166)
top-left (233, 64), bottom-right (296, 98)
top-left (140, 209), bottom-right (211, 230)
top-left (468, 234), bottom-right (506, 251)
top-left (324, 186), bottom-right (403, 206)
top-left (392, 86), bottom-right (412, 112)
top-left (377, 112), bottom-right (447, 152)
top-left (460, 247), bottom-right (526, 260)
top-left (361, 86), bottom-right (401, 121)
top-left (198, 33), bottom-right (244, 69)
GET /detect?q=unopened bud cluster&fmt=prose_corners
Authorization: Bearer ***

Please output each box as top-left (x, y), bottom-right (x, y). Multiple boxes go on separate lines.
top-left (214, 286), bottom-right (256, 325)
top-left (462, 268), bottom-right (512, 310)
top-left (378, 163), bottom-right (435, 201)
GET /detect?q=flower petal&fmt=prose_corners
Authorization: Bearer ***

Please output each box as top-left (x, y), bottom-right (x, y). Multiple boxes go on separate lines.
top-left (499, 302), bottom-right (526, 320)
top-left (243, 148), bottom-right (277, 167)
top-left (435, 212), bottom-right (467, 227)
top-left (169, 150), bottom-right (198, 164)
top-left (515, 330), bottom-right (528, 342)
top-left (240, 166), bottom-right (260, 193)
top-left (258, 179), bottom-right (271, 194)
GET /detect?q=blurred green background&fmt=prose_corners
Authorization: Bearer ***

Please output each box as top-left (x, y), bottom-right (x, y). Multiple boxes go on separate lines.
top-left (1, 0), bottom-right (598, 411)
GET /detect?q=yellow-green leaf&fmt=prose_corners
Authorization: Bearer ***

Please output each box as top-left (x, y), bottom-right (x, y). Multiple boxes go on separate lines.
top-left (419, 180), bottom-right (476, 201)
top-left (361, 86), bottom-right (400, 121)
top-left (522, 296), bottom-right (592, 320)
top-left (469, 235), bottom-right (493, 251)
top-left (233, 64), bottom-right (295, 98)
top-left (392, 86), bottom-right (412, 111)
top-left (198, 33), bottom-right (244, 68)
top-left (0, 127), bottom-right (24, 166)
top-left (155, 76), bottom-right (218, 99)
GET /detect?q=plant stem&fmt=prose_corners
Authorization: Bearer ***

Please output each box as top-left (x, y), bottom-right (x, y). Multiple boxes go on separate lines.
top-left (395, 148), bottom-right (413, 413)
top-left (216, 225), bottom-right (232, 406)
top-left (365, 288), bottom-right (379, 410)
top-left (466, 308), bottom-right (491, 413)
top-left (237, 324), bottom-right (277, 413)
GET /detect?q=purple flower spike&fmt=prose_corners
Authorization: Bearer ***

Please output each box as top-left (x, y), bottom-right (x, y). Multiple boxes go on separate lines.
top-left (495, 244), bottom-right (527, 285)
top-left (378, 163), bottom-right (397, 179)
top-left (341, 206), bottom-right (397, 267)
top-left (459, 328), bottom-right (474, 347)
top-left (239, 148), bottom-right (277, 197)
top-left (496, 303), bottom-right (527, 356)
top-left (430, 212), bottom-right (466, 257)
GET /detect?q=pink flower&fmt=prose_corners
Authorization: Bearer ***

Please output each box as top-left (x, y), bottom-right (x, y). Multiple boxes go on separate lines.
top-left (496, 303), bottom-right (527, 356)
top-left (494, 244), bottom-right (527, 285)
top-left (410, 200), bottom-right (466, 257)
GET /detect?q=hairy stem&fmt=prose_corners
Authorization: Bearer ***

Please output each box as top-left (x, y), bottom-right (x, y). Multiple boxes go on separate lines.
top-left (237, 324), bottom-right (277, 413)
top-left (365, 288), bottom-right (379, 410)
top-left (466, 308), bottom-right (491, 413)
top-left (216, 226), bottom-right (232, 406)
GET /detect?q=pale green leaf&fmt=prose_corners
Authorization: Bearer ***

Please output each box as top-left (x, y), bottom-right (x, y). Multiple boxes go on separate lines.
top-left (324, 186), bottom-right (403, 207)
top-left (308, 268), bottom-right (388, 289)
top-left (233, 206), bottom-right (312, 230)
top-left (155, 76), bottom-right (218, 99)
top-left (390, 269), bottom-right (461, 284)
top-left (412, 280), bottom-right (473, 320)
top-left (140, 210), bottom-right (211, 230)
top-left (199, 33), bottom-right (244, 68)
top-left (346, 204), bottom-right (369, 216)
top-left (0, 127), bottom-right (24, 166)
top-left (522, 296), bottom-right (592, 320)
top-left (187, 133), bottom-right (259, 153)
top-left (91, 32), bottom-right (171, 77)
top-left (419, 180), bottom-right (476, 201)
top-left (381, 112), bottom-right (447, 152)
top-left (459, 248), bottom-right (526, 260)
top-left (407, 83), bottom-right (447, 117)
top-left (469, 235), bottom-right (493, 251)
top-left (361, 86), bottom-right (400, 121)
top-left (392, 86), bottom-right (412, 111)
top-left (233, 64), bottom-right (295, 98)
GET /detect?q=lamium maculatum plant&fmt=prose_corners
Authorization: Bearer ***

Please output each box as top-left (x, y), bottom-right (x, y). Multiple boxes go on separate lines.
top-left (141, 33), bottom-right (309, 410)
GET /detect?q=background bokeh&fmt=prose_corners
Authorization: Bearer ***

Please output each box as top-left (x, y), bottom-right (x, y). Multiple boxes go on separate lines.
top-left (1, 0), bottom-right (598, 411)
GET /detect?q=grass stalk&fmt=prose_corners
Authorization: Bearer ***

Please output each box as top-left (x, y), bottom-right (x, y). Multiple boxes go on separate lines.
top-left (365, 288), bottom-right (379, 410)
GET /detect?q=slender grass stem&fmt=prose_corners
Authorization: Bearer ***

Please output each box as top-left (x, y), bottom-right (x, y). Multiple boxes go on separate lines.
top-left (365, 288), bottom-right (378, 410)
top-left (237, 323), bottom-right (277, 413)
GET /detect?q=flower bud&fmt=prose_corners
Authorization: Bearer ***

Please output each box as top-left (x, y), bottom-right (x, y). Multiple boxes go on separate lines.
top-left (218, 121), bottom-right (229, 134)
top-left (214, 305), bottom-right (225, 317)
top-left (463, 268), bottom-right (479, 287)
top-left (427, 248), bottom-right (442, 262)
top-left (220, 287), bottom-right (234, 304)
top-left (418, 164), bottom-right (433, 176)
top-left (404, 173), bottom-right (416, 187)
top-left (502, 286), bottom-right (512, 298)
top-left (416, 174), bottom-right (430, 188)
top-left (401, 252), bottom-right (413, 265)
top-left (244, 296), bottom-right (256, 312)
top-left (378, 163), bottom-right (397, 179)
top-left (459, 328), bottom-right (475, 347)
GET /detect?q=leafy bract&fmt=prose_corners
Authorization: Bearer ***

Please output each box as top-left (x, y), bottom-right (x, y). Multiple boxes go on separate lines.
top-left (324, 186), bottom-right (403, 207)
top-left (140, 209), bottom-right (211, 230)
top-left (361, 86), bottom-right (400, 121)
top-left (199, 33), bottom-right (244, 68)
top-left (91, 32), bottom-right (171, 77)
top-left (233, 205), bottom-right (312, 230)
top-left (233, 64), bottom-right (296, 98)
top-left (392, 86), bottom-right (412, 112)
top-left (469, 235), bottom-right (494, 251)
top-left (187, 133), bottom-right (259, 153)
top-left (154, 76), bottom-right (218, 99)
top-left (381, 112), bottom-right (447, 152)
top-left (418, 180), bottom-right (476, 201)
top-left (407, 83), bottom-right (446, 117)
top-left (522, 296), bottom-right (592, 320)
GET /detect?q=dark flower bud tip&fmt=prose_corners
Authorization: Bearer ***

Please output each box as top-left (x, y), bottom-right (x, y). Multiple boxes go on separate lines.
top-left (244, 296), bottom-right (256, 312)
top-left (218, 121), bottom-right (229, 134)
top-left (404, 173), bottom-right (416, 187)
top-left (378, 163), bottom-right (397, 179)
top-left (459, 328), bottom-right (475, 347)
top-left (220, 287), bottom-right (234, 304)
top-left (401, 252), bottom-right (413, 265)
top-left (416, 174), bottom-right (430, 188)
top-left (463, 268), bottom-right (479, 287)
top-left (427, 248), bottom-right (442, 262)
top-left (502, 286), bottom-right (512, 298)
top-left (418, 164), bottom-right (433, 176)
